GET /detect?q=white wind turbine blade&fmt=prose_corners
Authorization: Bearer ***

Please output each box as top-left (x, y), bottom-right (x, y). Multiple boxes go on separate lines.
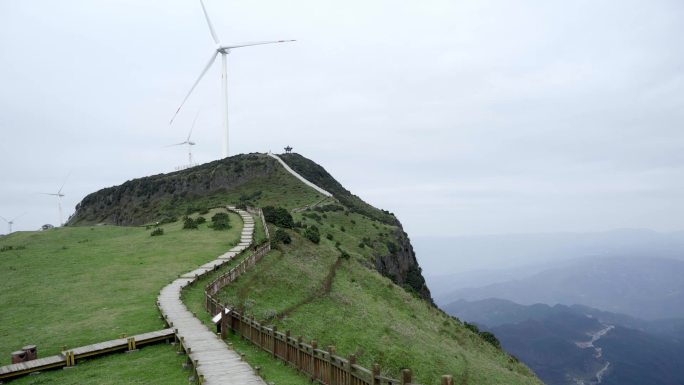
top-left (199, 0), bottom-right (220, 44)
top-left (0, 216), bottom-right (7, 223)
top-left (187, 109), bottom-right (201, 141)
top-left (11, 213), bottom-right (25, 222)
top-left (57, 172), bottom-right (71, 195)
top-left (170, 51), bottom-right (219, 125)
top-left (222, 40), bottom-right (296, 50)
top-left (165, 141), bottom-right (188, 147)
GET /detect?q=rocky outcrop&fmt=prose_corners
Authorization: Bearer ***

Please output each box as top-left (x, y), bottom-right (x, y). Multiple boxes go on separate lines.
top-left (69, 154), bottom-right (277, 226)
top-left (375, 227), bottom-right (433, 303)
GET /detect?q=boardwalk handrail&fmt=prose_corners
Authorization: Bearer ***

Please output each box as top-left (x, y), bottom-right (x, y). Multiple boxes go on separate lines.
top-left (203, 208), bottom-right (453, 385)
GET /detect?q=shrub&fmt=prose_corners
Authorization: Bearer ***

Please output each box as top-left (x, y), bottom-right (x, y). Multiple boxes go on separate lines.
top-left (159, 215), bottom-right (178, 224)
top-left (150, 228), bottom-right (164, 236)
top-left (273, 228), bottom-right (292, 245)
top-left (340, 226), bottom-right (346, 232)
top-left (211, 212), bottom-right (231, 230)
top-left (183, 217), bottom-right (198, 229)
top-left (386, 241), bottom-right (399, 254)
top-left (479, 331), bottom-right (501, 349)
top-left (326, 233), bottom-right (333, 240)
top-left (464, 322), bottom-right (480, 334)
top-left (304, 225), bottom-right (320, 244)
top-left (263, 206), bottom-right (294, 228)
top-left (195, 216), bottom-right (206, 224)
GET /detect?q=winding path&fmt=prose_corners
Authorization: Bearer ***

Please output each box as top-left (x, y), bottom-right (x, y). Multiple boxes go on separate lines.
top-left (157, 207), bottom-right (265, 385)
top-left (267, 153), bottom-right (333, 197)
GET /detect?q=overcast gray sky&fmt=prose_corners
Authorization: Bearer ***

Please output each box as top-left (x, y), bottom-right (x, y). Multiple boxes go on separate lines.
top-left (1, 0), bottom-right (682, 237)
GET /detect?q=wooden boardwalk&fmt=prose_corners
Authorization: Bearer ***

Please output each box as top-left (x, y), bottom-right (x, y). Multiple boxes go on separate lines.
top-left (158, 207), bottom-right (265, 385)
top-left (0, 329), bottom-right (174, 381)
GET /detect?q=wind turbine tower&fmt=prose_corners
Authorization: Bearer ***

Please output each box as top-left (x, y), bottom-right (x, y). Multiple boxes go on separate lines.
top-left (0, 214), bottom-right (24, 234)
top-left (170, 0), bottom-right (295, 158)
top-left (168, 109), bottom-right (201, 169)
top-left (42, 174), bottom-right (69, 226)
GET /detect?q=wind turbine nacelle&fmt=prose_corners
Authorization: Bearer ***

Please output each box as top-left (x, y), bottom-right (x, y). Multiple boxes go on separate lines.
top-left (189, 141), bottom-right (196, 146)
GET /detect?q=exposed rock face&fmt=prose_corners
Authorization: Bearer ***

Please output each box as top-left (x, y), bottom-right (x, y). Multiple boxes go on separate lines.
top-left (277, 153), bottom-right (433, 303)
top-left (69, 154), bottom-right (277, 226)
top-left (375, 227), bottom-right (433, 303)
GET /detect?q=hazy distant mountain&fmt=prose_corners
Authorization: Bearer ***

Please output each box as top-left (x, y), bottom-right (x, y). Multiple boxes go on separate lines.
top-left (444, 299), bottom-right (684, 385)
top-left (440, 257), bottom-right (684, 320)
top-left (415, 229), bottom-right (684, 296)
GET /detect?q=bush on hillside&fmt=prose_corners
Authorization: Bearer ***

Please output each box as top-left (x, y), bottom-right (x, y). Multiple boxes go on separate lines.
top-left (480, 331), bottom-right (501, 349)
top-left (211, 212), bottom-right (231, 230)
top-left (262, 206), bottom-right (294, 228)
top-left (464, 322), bottom-right (480, 334)
top-left (304, 225), bottom-right (320, 244)
top-left (272, 228), bottom-right (292, 246)
top-left (159, 214), bottom-right (178, 224)
top-left (195, 216), bottom-right (206, 224)
top-left (150, 228), bottom-right (164, 236)
top-left (183, 217), bottom-right (198, 229)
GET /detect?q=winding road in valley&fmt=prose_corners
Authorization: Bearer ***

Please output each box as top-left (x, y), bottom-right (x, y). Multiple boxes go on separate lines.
top-left (574, 324), bottom-right (614, 385)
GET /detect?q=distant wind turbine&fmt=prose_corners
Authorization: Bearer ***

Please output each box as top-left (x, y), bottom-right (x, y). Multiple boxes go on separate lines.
top-left (0, 213), bottom-right (24, 234)
top-left (167, 109), bottom-right (201, 169)
top-left (41, 173), bottom-right (70, 226)
top-left (169, 0), bottom-right (295, 158)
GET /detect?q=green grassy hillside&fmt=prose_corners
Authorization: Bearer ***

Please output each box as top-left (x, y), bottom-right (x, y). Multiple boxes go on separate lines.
top-left (2, 153), bottom-right (543, 385)
top-left (0, 209), bottom-right (242, 383)
top-left (211, 209), bottom-right (541, 385)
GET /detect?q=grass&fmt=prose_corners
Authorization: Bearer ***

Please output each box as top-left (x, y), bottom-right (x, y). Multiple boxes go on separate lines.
top-left (0, 208), bottom-right (241, 369)
top-left (8, 344), bottom-right (188, 385)
top-left (212, 212), bottom-right (543, 385)
top-left (181, 214), bottom-right (313, 385)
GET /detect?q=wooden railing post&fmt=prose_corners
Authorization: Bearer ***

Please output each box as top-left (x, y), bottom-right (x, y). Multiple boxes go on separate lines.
top-left (346, 354), bottom-right (356, 385)
top-left (400, 369), bottom-right (412, 385)
top-left (441, 375), bottom-right (454, 385)
top-left (285, 330), bottom-right (291, 363)
top-left (328, 346), bottom-right (336, 385)
top-left (296, 336), bottom-right (303, 371)
top-left (219, 307), bottom-right (227, 339)
top-left (272, 326), bottom-right (278, 358)
top-left (372, 363), bottom-right (380, 385)
top-left (311, 340), bottom-right (318, 381)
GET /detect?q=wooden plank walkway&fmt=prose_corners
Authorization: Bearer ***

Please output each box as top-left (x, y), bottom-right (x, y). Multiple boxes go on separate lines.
top-left (158, 207), bottom-right (265, 385)
top-left (0, 329), bottom-right (174, 381)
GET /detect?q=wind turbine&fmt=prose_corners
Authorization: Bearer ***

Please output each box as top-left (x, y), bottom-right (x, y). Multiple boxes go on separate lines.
top-left (167, 109), bottom-right (201, 169)
top-left (0, 213), bottom-right (24, 234)
top-left (42, 174), bottom-right (69, 226)
top-left (169, 0), bottom-right (295, 158)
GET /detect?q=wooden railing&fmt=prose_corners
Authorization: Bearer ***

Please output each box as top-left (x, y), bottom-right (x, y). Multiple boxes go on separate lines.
top-left (203, 208), bottom-right (455, 385)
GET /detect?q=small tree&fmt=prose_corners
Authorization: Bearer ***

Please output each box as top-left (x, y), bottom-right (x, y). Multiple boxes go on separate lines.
top-left (183, 217), bottom-right (198, 229)
top-left (151, 228), bottom-right (164, 236)
top-left (272, 228), bottom-right (292, 246)
top-left (304, 225), bottom-right (320, 244)
top-left (211, 212), bottom-right (231, 230)
top-left (262, 206), bottom-right (294, 228)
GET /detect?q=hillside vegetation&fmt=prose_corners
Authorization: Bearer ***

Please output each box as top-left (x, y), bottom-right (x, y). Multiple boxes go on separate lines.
top-left (7, 152), bottom-right (543, 385)
top-left (0, 209), bottom-right (242, 383)
top-left (212, 203), bottom-right (540, 384)
top-left (70, 153), bottom-right (432, 301)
